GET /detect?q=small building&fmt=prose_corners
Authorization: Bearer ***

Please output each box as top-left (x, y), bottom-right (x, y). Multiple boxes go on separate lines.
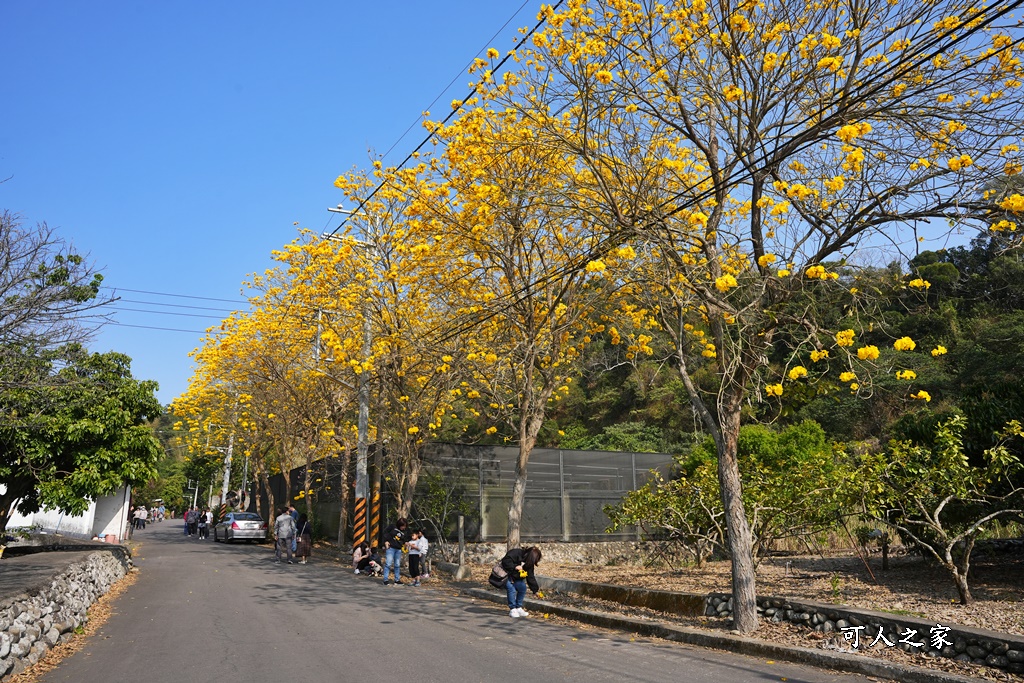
top-left (2, 485), bottom-right (133, 542)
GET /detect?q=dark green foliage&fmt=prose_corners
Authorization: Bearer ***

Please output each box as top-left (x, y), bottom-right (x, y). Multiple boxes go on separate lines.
top-left (0, 344), bottom-right (163, 532)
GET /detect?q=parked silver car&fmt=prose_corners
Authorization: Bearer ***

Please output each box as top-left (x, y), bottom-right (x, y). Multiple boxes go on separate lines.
top-left (213, 512), bottom-right (267, 543)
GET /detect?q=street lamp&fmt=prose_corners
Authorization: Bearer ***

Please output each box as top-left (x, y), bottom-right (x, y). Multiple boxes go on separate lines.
top-left (323, 207), bottom-right (375, 547)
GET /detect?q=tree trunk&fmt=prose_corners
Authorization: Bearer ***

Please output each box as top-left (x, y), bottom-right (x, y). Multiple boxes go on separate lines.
top-left (397, 444), bottom-right (423, 519)
top-left (952, 569), bottom-right (972, 604)
top-left (0, 482), bottom-right (31, 535)
top-left (303, 449), bottom-right (313, 521)
top-left (951, 535), bottom-right (975, 604)
top-left (719, 411), bottom-right (759, 633)
top-left (259, 469), bottom-right (276, 533)
top-left (506, 400), bottom-right (548, 549)
top-left (337, 442), bottom-right (352, 548)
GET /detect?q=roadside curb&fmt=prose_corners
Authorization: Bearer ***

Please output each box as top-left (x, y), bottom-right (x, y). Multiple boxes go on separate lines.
top-left (449, 582), bottom-right (981, 683)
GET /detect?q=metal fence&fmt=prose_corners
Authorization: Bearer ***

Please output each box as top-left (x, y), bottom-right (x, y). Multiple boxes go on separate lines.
top-left (260, 443), bottom-right (674, 543)
top-left (420, 443), bottom-right (674, 542)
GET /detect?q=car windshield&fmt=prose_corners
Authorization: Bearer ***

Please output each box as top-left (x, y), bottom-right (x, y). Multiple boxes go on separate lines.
top-left (232, 513), bottom-right (262, 521)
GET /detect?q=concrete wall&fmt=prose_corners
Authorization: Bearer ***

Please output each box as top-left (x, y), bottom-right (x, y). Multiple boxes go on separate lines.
top-left (91, 488), bottom-right (132, 541)
top-left (1, 486), bottom-right (132, 542)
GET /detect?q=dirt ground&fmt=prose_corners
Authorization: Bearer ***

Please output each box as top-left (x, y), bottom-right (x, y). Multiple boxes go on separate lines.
top-left (437, 546), bottom-right (1024, 682)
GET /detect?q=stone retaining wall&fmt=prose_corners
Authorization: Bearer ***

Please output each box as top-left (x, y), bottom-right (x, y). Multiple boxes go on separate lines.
top-left (522, 572), bottom-right (1024, 676)
top-left (709, 594), bottom-right (1024, 675)
top-left (0, 550), bottom-right (131, 680)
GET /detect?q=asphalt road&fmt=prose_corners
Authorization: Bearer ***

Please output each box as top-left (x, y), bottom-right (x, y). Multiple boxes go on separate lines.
top-left (38, 521), bottom-right (872, 683)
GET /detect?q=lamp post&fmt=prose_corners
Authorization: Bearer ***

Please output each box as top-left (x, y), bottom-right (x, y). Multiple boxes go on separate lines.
top-left (324, 207), bottom-right (375, 546)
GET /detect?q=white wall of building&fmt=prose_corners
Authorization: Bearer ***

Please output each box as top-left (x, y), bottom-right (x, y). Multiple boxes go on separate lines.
top-left (93, 487), bottom-right (132, 541)
top-left (1, 485), bottom-right (132, 542)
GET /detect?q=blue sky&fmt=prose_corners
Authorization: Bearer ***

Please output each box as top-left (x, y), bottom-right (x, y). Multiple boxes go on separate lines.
top-left (2, 1), bottom-right (537, 405)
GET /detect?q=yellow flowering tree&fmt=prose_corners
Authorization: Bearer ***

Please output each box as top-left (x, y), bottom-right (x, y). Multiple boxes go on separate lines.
top-left (477, 0), bottom-right (1024, 631)
top-left (395, 108), bottom-right (620, 548)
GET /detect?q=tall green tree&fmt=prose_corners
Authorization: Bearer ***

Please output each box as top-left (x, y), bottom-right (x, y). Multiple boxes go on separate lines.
top-left (0, 345), bottom-right (162, 533)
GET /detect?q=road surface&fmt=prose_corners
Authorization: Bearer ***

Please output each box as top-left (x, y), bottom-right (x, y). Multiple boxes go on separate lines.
top-left (38, 521), bottom-right (871, 683)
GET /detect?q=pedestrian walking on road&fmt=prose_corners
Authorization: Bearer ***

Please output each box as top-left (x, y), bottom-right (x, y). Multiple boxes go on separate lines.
top-left (499, 547), bottom-right (543, 618)
top-left (185, 508), bottom-right (200, 536)
top-left (197, 508), bottom-right (210, 539)
top-left (295, 514), bottom-right (312, 564)
top-left (381, 518), bottom-right (409, 585)
top-left (274, 507), bottom-right (297, 564)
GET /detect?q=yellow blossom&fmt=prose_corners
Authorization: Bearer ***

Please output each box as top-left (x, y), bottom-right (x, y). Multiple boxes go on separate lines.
top-left (911, 390), bottom-right (932, 402)
top-left (486, 48), bottom-right (499, 59)
top-left (893, 336), bottom-right (917, 351)
top-left (585, 259), bottom-right (607, 273)
top-left (947, 154), bottom-right (973, 171)
top-left (896, 370), bottom-right (917, 380)
top-left (805, 265), bottom-right (826, 279)
top-left (408, 426), bottom-right (420, 435)
top-left (810, 349), bottom-right (829, 362)
top-left (788, 366), bottom-right (808, 380)
top-left (931, 345), bottom-right (948, 356)
top-left (765, 383), bottom-right (783, 397)
top-left (485, 426), bottom-right (498, 434)
top-left (777, 269), bottom-right (791, 277)
top-left (836, 122), bottom-right (872, 143)
top-left (757, 254), bottom-right (777, 268)
top-left (839, 371), bottom-right (857, 382)
top-left (909, 278), bottom-right (931, 289)
top-left (1000, 194), bottom-right (1024, 212)
top-left (857, 345), bottom-right (880, 360)
top-left (715, 274), bottom-right (738, 292)
top-left (824, 176), bottom-right (846, 193)
top-left (723, 84), bottom-right (744, 101)
top-left (595, 70), bottom-right (613, 84)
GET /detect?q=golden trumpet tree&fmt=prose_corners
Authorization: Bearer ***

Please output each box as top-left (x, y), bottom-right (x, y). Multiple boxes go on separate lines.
top-left (471, 0), bottom-right (1024, 631)
top-left (172, 272), bottom-right (350, 524)
top-left (285, 181), bottom-right (468, 518)
top-left (395, 108), bottom-right (629, 548)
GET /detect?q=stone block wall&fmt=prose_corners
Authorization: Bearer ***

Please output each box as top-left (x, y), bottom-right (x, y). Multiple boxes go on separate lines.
top-left (706, 593), bottom-right (1024, 675)
top-left (0, 550), bottom-right (130, 680)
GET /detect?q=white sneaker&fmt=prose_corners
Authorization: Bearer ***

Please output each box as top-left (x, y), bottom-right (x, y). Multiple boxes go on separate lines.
top-left (518, 607), bottom-right (530, 617)
top-left (509, 608), bottom-right (522, 618)
top-left (354, 569), bottom-right (360, 574)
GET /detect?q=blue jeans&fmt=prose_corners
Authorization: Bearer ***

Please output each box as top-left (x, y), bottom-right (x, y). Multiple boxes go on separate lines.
top-left (383, 547), bottom-right (402, 582)
top-left (505, 577), bottom-right (526, 609)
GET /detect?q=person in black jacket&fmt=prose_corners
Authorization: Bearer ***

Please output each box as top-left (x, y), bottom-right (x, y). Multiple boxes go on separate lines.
top-left (501, 547), bottom-right (542, 618)
top-left (382, 518), bottom-right (409, 585)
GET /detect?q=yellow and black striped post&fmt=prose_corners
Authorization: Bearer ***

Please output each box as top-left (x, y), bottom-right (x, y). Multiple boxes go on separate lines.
top-left (369, 490), bottom-right (381, 544)
top-left (353, 497), bottom-right (367, 546)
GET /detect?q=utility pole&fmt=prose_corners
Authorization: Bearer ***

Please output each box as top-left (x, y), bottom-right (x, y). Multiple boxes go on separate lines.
top-left (219, 430), bottom-right (235, 506)
top-left (324, 208), bottom-right (375, 546)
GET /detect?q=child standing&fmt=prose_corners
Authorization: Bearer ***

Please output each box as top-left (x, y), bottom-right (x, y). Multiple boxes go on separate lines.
top-left (408, 530), bottom-right (429, 586)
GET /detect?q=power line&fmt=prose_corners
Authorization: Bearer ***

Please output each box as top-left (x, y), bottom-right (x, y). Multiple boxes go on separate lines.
top-left (327, 0), bottom-right (566, 238)
top-left (114, 298), bottom-right (238, 313)
top-left (101, 321), bottom-right (209, 334)
top-left (102, 286), bottom-right (248, 304)
top-left (107, 306), bottom-right (226, 320)
top-left (379, 0), bottom-right (534, 164)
